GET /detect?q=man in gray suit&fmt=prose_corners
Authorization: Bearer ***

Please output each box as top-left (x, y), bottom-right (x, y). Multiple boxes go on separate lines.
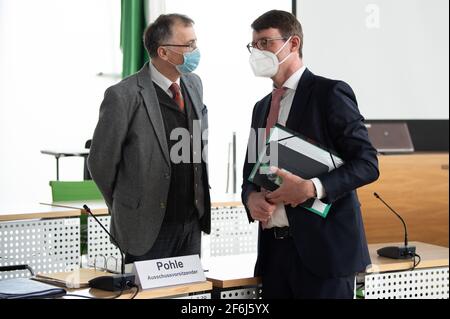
top-left (88, 14), bottom-right (211, 263)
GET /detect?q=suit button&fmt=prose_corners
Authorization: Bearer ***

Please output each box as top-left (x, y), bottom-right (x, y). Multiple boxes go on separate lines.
top-left (160, 202), bottom-right (166, 209)
top-left (164, 172), bottom-right (170, 179)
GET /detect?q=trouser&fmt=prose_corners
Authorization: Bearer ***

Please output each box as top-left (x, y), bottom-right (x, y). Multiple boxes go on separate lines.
top-left (260, 227), bottom-right (355, 299)
top-left (125, 217), bottom-right (201, 264)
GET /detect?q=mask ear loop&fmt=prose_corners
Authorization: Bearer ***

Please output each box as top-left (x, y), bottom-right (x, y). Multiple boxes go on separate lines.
top-left (275, 36), bottom-right (293, 65)
top-left (274, 36), bottom-right (292, 55)
top-left (275, 35), bottom-right (292, 65)
top-left (165, 47), bottom-right (184, 56)
top-left (163, 47), bottom-right (185, 68)
top-left (279, 52), bottom-right (293, 65)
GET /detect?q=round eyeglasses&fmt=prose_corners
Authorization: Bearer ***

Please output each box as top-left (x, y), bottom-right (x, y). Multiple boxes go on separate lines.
top-left (161, 40), bottom-right (197, 51)
top-left (246, 37), bottom-right (288, 53)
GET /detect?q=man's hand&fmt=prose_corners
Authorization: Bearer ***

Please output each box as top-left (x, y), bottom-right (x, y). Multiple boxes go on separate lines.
top-left (265, 167), bottom-right (316, 208)
top-left (247, 191), bottom-right (277, 224)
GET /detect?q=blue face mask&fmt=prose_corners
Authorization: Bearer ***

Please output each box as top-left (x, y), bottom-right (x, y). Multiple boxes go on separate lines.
top-left (168, 48), bottom-right (201, 74)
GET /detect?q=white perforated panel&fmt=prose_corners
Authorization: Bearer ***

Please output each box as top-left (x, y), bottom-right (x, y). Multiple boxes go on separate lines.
top-left (0, 218), bottom-right (80, 280)
top-left (365, 267), bottom-right (449, 299)
top-left (89, 208), bottom-right (257, 264)
top-left (87, 216), bottom-right (121, 272)
top-left (220, 286), bottom-right (262, 299)
top-left (207, 207), bottom-right (258, 257)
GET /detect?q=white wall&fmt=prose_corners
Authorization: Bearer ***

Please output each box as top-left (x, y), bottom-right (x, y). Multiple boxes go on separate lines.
top-left (297, 0), bottom-right (449, 120)
top-left (0, 0), bottom-right (122, 210)
top-left (3, 0), bottom-right (446, 211)
top-left (0, 0), bottom-right (291, 210)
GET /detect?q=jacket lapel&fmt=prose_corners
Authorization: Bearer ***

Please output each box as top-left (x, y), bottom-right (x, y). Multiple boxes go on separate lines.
top-left (285, 68), bottom-right (315, 130)
top-left (181, 75), bottom-right (206, 137)
top-left (256, 94), bottom-right (272, 129)
top-left (181, 75), bottom-right (203, 120)
top-left (137, 63), bottom-right (170, 165)
top-left (253, 94), bottom-right (272, 152)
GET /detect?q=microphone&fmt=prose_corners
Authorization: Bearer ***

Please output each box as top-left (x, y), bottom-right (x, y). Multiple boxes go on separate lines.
top-left (373, 192), bottom-right (416, 259)
top-left (82, 205), bottom-right (135, 292)
top-left (82, 205), bottom-right (125, 274)
top-left (40, 202), bottom-right (135, 291)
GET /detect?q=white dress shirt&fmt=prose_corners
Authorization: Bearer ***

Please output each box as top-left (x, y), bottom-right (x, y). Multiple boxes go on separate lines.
top-left (266, 65), bottom-right (326, 228)
top-left (150, 62), bottom-right (180, 98)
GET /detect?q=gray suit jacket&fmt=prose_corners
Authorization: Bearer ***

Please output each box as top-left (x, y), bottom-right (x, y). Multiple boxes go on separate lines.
top-left (88, 63), bottom-right (210, 256)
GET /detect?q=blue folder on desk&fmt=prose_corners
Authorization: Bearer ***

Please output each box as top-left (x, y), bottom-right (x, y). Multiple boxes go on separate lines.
top-left (0, 278), bottom-right (66, 299)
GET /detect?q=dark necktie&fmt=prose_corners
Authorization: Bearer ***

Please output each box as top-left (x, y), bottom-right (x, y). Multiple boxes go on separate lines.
top-left (265, 87), bottom-right (287, 138)
top-left (169, 82), bottom-right (185, 111)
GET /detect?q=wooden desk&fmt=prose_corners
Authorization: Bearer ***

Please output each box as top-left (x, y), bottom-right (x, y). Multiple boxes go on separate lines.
top-left (37, 268), bottom-right (212, 299)
top-left (0, 205), bottom-right (80, 222)
top-left (210, 193), bottom-right (243, 208)
top-left (39, 196), bottom-right (244, 217)
top-left (39, 200), bottom-right (109, 216)
top-left (65, 281), bottom-right (212, 299)
top-left (366, 241), bottom-right (449, 273)
top-left (358, 153), bottom-right (449, 247)
top-left (364, 241), bottom-right (449, 299)
top-left (204, 242), bottom-right (448, 287)
top-left (2, 193), bottom-right (240, 224)
top-left (204, 254), bottom-right (260, 289)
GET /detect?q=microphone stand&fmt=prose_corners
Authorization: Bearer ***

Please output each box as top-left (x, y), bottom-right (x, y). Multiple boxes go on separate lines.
top-left (373, 193), bottom-right (416, 259)
top-left (40, 202), bottom-right (135, 291)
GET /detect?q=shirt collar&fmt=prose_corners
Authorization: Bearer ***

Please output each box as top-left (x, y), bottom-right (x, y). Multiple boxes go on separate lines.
top-left (281, 65), bottom-right (307, 91)
top-left (150, 61), bottom-right (180, 93)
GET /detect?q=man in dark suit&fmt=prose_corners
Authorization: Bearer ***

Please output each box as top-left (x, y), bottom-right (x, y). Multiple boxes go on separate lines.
top-left (242, 10), bottom-right (379, 299)
top-left (88, 14), bottom-right (210, 263)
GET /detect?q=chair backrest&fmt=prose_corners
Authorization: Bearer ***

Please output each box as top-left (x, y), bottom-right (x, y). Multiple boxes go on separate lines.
top-left (83, 139), bottom-right (92, 180)
top-left (49, 180), bottom-right (102, 202)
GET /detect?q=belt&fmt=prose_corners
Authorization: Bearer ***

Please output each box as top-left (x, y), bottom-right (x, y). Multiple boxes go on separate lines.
top-left (267, 226), bottom-right (292, 239)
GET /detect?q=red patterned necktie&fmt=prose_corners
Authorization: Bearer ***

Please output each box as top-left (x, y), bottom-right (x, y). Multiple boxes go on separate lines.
top-left (265, 87), bottom-right (287, 138)
top-left (169, 82), bottom-right (185, 111)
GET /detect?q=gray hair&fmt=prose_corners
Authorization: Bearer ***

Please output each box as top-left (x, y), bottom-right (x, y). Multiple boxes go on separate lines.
top-left (143, 14), bottom-right (194, 58)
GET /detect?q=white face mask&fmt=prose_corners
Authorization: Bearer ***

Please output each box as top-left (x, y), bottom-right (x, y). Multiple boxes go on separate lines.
top-left (249, 36), bottom-right (293, 78)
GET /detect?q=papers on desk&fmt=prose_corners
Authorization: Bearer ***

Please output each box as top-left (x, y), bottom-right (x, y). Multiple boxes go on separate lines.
top-left (249, 125), bottom-right (344, 218)
top-left (34, 268), bottom-right (113, 288)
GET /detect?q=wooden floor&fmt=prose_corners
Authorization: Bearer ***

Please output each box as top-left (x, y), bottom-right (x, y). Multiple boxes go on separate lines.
top-left (358, 153), bottom-right (449, 247)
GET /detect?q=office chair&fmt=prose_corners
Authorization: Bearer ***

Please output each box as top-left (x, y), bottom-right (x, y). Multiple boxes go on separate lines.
top-left (49, 180), bottom-right (103, 255)
top-left (83, 139), bottom-right (92, 180)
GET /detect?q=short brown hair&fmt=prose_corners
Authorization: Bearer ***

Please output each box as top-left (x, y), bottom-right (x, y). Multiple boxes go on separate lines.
top-left (143, 14), bottom-right (194, 58)
top-left (251, 10), bottom-right (303, 58)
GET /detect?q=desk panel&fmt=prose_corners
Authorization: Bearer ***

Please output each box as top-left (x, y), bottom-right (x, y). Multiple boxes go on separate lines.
top-left (358, 153), bottom-right (449, 246)
top-left (65, 281), bottom-right (212, 299)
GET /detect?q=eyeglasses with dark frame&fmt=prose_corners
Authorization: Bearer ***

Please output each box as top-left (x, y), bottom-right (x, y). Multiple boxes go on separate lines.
top-left (246, 37), bottom-right (288, 53)
top-left (161, 40), bottom-right (197, 51)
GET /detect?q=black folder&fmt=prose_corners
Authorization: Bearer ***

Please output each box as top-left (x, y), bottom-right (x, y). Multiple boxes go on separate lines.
top-left (248, 125), bottom-right (343, 218)
top-left (251, 142), bottom-right (329, 192)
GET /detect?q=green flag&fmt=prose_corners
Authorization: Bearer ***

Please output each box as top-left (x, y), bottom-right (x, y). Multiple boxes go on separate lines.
top-left (120, 0), bottom-right (149, 78)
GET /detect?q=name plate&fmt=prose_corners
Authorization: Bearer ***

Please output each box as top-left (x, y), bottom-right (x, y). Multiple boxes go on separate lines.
top-left (132, 255), bottom-right (206, 290)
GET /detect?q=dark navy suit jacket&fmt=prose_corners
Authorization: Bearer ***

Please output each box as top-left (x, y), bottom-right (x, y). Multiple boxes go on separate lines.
top-left (241, 68), bottom-right (379, 278)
